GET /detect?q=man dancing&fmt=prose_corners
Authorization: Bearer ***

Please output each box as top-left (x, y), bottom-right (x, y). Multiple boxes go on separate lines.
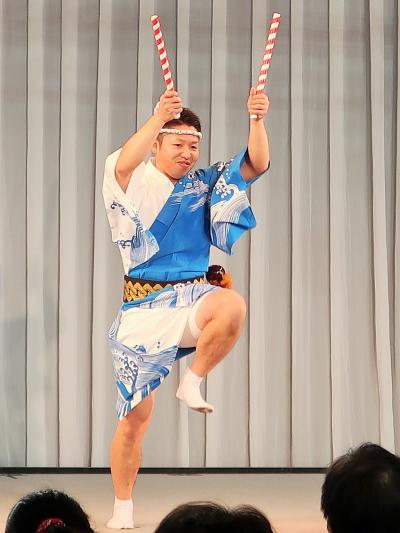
top-left (103, 88), bottom-right (269, 528)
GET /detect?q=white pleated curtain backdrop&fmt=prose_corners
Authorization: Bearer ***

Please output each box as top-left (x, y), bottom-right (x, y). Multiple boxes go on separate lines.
top-left (0, 0), bottom-right (399, 467)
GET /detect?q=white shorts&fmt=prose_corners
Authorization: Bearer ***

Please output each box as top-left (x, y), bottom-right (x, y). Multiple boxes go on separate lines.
top-left (117, 293), bottom-right (209, 351)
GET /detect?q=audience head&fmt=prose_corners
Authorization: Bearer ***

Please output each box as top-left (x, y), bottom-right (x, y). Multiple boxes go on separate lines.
top-left (154, 501), bottom-right (275, 533)
top-left (321, 442), bottom-right (400, 533)
top-left (5, 489), bottom-right (95, 533)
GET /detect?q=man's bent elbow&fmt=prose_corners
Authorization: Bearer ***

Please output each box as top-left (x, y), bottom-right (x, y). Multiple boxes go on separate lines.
top-left (253, 160), bottom-right (269, 176)
top-left (243, 159), bottom-right (270, 182)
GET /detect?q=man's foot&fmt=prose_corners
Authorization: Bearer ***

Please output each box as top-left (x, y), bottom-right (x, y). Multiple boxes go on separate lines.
top-left (107, 498), bottom-right (134, 529)
top-left (176, 367), bottom-right (214, 413)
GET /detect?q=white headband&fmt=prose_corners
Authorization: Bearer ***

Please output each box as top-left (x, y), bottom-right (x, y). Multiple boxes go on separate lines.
top-left (159, 128), bottom-right (202, 139)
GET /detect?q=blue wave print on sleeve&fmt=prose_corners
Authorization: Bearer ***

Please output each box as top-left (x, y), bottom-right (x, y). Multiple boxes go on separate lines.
top-left (209, 151), bottom-right (257, 254)
top-left (129, 211), bottom-right (159, 269)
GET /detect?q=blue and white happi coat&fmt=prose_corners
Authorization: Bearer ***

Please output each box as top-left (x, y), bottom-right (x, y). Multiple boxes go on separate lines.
top-left (103, 148), bottom-right (260, 419)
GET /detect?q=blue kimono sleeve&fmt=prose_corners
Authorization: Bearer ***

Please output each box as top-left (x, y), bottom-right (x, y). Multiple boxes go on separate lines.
top-left (209, 149), bottom-right (261, 254)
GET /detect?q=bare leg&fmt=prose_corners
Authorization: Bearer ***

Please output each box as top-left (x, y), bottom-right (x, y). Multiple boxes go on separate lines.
top-left (191, 289), bottom-right (246, 376)
top-left (107, 393), bottom-right (154, 528)
top-left (176, 289), bottom-right (246, 412)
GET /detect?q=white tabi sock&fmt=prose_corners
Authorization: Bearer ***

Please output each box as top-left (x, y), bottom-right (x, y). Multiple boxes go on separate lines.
top-left (176, 367), bottom-right (214, 413)
top-left (106, 497), bottom-right (134, 529)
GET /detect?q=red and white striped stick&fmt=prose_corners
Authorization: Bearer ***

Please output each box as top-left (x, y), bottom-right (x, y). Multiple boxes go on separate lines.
top-left (250, 12), bottom-right (281, 119)
top-left (151, 15), bottom-right (174, 91)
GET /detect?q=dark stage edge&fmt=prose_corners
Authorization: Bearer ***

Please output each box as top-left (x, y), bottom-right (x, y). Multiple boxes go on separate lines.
top-left (0, 467), bottom-right (325, 475)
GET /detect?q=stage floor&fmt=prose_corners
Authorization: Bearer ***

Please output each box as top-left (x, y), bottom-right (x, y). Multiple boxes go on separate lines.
top-left (0, 472), bottom-right (327, 532)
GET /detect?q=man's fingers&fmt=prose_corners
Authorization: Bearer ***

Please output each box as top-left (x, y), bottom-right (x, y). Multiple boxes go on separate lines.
top-left (250, 99), bottom-right (268, 106)
top-left (163, 89), bottom-right (178, 97)
top-left (161, 97), bottom-right (182, 107)
top-left (249, 95), bottom-right (269, 104)
top-left (160, 92), bottom-right (181, 109)
top-left (249, 107), bottom-right (268, 115)
top-left (159, 101), bottom-right (183, 115)
top-left (248, 93), bottom-right (269, 114)
top-left (162, 93), bottom-right (180, 101)
top-left (161, 96), bottom-right (182, 107)
top-left (155, 101), bottom-right (183, 120)
top-left (250, 104), bottom-right (268, 111)
top-left (166, 101), bottom-right (183, 110)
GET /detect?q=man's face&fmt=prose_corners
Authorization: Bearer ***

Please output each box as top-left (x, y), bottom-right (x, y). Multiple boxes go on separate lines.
top-left (153, 125), bottom-right (200, 181)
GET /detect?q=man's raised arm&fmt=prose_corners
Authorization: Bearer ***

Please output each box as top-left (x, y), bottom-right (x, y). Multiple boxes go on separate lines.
top-left (115, 90), bottom-right (183, 192)
top-left (241, 87), bottom-right (270, 182)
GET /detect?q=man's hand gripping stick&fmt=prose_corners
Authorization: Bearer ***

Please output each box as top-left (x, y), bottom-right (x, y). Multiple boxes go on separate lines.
top-left (250, 12), bottom-right (281, 120)
top-left (151, 15), bottom-right (180, 119)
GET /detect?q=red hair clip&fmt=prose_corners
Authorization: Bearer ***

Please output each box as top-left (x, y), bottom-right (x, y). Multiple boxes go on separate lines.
top-left (36, 518), bottom-right (65, 533)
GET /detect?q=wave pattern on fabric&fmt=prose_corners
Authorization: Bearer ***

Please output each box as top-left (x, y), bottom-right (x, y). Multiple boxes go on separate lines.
top-left (210, 176), bottom-right (256, 254)
top-left (110, 335), bottom-right (177, 420)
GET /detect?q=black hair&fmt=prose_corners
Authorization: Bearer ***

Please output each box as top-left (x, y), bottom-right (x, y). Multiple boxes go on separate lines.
top-left (5, 489), bottom-right (95, 533)
top-left (154, 501), bottom-right (275, 533)
top-left (321, 443), bottom-right (400, 533)
top-left (162, 108), bottom-right (201, 132)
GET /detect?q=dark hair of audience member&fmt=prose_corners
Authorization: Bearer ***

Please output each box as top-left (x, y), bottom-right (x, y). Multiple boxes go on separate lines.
top-left (321, 442), bottom-right (400, 533)
top-left (5, 489), bottom-right (95, 533)
top-left (154, 501), bottom-right (275, 533)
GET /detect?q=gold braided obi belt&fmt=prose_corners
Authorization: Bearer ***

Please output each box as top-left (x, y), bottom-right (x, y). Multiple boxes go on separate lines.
top-left (123, 274), bottom-right (206, 303)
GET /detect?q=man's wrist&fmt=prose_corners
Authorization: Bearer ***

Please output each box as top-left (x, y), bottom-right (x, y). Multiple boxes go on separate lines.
top-left (151, 113), bottom-right (167, 130)
top-left (249, 116), bottom-right (266, 125)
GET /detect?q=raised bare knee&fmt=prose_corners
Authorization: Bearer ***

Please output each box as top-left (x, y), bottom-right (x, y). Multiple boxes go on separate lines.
top-left (218, 290), bottom-right (247, 333)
